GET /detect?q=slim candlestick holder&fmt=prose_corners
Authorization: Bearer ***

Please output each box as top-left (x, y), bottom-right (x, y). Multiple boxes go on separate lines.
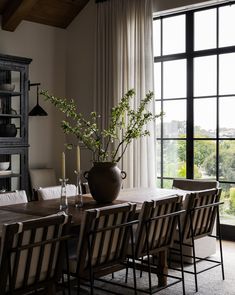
top-left (59, 178), bottom-right (69, 210)
top-left (74, 170), bottom-right (83, 208)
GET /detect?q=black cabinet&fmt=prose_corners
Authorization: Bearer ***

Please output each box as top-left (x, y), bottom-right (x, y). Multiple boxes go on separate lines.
top-left (0, 54), bottom-right (32, 196)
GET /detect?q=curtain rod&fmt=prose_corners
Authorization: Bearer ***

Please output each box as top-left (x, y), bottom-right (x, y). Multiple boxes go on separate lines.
top-left (154, 0), bottom-right (235, 17)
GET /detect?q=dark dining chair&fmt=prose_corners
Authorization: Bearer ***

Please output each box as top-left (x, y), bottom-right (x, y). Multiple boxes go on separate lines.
top-left (0, 212), bottom-right (72, 294)
top-left (0, 190), bottom-right (28, 205)
top-left (172, 179), bottom-right (219, 263)
top-left (29, 168), bottom-right (57, 200)
top-left (67, 202), bottom-right (137, 295)
top-left (171, 188), bottom-right (224, 292)
top-left (126, 195), bottom-right (186, 295)
top-left (172, 178), bottom-right (219, 191)
top-left (37, 184), bottom-right (76, 200)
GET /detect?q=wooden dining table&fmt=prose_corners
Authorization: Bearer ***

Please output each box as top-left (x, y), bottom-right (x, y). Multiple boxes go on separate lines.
top-left (0, 187), bottom-right (187, 287)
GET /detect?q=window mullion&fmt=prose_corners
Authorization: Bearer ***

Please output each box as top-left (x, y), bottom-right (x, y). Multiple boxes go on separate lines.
top-left (186, 11), bottom-right (194, 179)
top-left (216, 7), bottom-right (219, 181)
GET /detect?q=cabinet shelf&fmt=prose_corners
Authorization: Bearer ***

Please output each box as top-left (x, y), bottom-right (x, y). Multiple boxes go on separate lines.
top-left (0, 172), bottom-right (20, 178)
top-left (0, 114), bottom-right (22, 118)
top-left (0, 91), bottom-right (21, 96)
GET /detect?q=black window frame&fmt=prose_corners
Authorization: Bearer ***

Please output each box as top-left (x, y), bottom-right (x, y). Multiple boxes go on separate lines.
top-left (154, 2), bottom-right (235, 239)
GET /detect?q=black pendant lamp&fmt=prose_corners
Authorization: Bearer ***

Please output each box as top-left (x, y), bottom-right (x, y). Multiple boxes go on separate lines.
top-left (29, 83), bottom-right (48, 116)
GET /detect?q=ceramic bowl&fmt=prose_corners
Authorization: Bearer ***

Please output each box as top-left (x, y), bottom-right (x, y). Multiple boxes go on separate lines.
top-left (0, 162), bottom-right (10, 171)
top-left (0, 83), bottom-right (15, 92)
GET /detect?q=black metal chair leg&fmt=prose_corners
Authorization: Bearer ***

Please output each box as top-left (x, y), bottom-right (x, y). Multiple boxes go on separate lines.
top-left (77, 278), bottom-right (80, 295)
top-left (88, 235), bottom-right (94, 295)
top-left (190, 211), bottom-right (198, 293)
top-left (61, 273), bottom-right (66, 295)
top-left (65, 242), bottom-right (71, 295)
top-left (140, 256), bottom-right (143, 278)
top-left (90, 278), bottom-right (94, 295)
top-left (217, 210), bottom-right (225, 280)
top-left (177, 215), bottom-right (186, 295)
top-left (147, 253), bottom-right (153, 295)
top-left (125, 257), bottom-right (129, 283)
top-left (145, 223), bottom-right (153, 295)
top-left (130, 227), bottom-right (137, 295)
top-left (132, 261), bottom-right (137, 295)
top-left (192, 240), bottom-right (198, 291)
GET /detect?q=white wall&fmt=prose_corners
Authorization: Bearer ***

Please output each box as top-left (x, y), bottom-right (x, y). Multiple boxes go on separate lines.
top-left (66, 0), bottom-right (96, 183)
top-left (0, 20), bottom-right (67, 180)
top-left (0, 1), bottom-right (96, 185)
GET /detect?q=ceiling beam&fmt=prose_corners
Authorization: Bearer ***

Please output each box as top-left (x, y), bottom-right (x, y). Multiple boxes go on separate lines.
top-left (2, 0), bottom-right (40, 32)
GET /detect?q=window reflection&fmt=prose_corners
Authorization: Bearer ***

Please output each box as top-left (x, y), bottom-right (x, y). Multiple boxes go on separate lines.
top-left (163, 59), bottom-right (186, 99)
top-left (220, 183), bottom-right (235, 226)
top-left (154, 63), bottom-right (161, 100)
top-left (219, 140), bottom-right (235, 182)
top-left (219, 97), bottom-right (235, 138)
top-left (153, 19), bottom-right (161, 56)
top-left (194, 140), bottom-right (216, 179)
top-left (163, 140), bottom-right (186, 178)
top-left (194, 98), bottom-right (216, 138)
top-left (163, 100), bottom-right (186, 138)
top-left (219, 5), bottom-right (235, 48)
top-left (219, 53), bottom-right (235, 95)
top-left (194, 8), bottom-right (216, 50)
top-left (163, 15), bottom-right (185, 55)
top-left (194, 56), bottom-right (217, 97)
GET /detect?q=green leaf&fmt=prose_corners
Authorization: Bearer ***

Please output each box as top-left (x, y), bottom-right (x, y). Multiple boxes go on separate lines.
top-left (40, 89), bottom-right (162, 162)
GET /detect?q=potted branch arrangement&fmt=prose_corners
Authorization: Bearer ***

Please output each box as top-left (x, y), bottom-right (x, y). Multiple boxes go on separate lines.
top-left (40, 89), bottom-right (161, 203)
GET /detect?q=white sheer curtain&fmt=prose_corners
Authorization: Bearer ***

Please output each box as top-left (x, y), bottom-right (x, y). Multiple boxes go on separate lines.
top-left (94, 0), bottom-right (156, 188)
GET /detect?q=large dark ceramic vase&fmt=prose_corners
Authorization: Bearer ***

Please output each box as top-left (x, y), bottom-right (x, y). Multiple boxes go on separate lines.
top-left (84, 162), bottom-right (126, 203)
top-left (0, 123), bottom-right (17, 137)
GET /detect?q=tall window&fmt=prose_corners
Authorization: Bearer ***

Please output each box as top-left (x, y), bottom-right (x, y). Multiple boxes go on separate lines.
top-left (154, 3), bottom-right (235, 229)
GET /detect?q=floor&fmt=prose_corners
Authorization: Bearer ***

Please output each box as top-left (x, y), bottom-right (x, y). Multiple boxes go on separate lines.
top-left (58, 240), bottom-right (235, 295)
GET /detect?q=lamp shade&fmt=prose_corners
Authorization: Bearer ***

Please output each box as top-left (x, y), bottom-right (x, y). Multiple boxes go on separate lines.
top-left (29, 104), bottom-right (48, 116)
top-left (28, 83), bottom-right (48, 116)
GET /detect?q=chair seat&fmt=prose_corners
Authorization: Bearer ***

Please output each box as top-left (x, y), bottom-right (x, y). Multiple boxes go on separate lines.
top-left (172, 236), bottom-right (216, 263)
top-left (172, 179), bottom-right (219, 191)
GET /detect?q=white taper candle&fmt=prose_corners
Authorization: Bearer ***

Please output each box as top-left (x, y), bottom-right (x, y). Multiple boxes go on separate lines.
top-left (62, 152), bottom-right (66, 179)
top-left (77, 145), bottom-right (81, 173)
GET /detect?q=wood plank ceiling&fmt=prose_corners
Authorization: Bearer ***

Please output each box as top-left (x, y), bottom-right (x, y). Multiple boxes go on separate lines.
top-left (0, 0), bottom-right (89, 32)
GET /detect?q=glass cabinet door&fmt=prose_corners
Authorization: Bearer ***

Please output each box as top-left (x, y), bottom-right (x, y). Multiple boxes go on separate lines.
top-left (0, 67), bottom-right (27, 143)
top-left (0, 148), bottom-right (28, 193)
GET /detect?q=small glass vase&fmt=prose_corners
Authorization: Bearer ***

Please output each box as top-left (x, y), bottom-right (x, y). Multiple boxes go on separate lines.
top-left (74, 170), bottom-right (83, 208)
top-left (59, 178), bottom-right (68, 210)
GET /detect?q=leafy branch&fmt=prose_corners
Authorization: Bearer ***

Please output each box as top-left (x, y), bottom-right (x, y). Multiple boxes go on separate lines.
top-left (40, 89), bottom-right (161, 163)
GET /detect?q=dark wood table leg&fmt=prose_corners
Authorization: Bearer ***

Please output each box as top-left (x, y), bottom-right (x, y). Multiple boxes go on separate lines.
top-left (157, 250), bottom-right (168, 287)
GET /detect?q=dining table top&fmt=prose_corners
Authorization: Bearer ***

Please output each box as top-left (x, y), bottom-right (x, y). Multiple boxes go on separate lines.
top-left (0, 187), bottom-right (187, 226)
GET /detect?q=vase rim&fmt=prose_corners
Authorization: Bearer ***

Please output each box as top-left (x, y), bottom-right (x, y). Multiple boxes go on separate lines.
top-left (93, 161), bottom-right (117, 167)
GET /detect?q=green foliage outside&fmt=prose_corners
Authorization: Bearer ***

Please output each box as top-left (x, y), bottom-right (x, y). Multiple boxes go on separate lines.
top-left (229, 188), bottom-right (235, 214)
top-left (162, 122), bottom-right (235, 218)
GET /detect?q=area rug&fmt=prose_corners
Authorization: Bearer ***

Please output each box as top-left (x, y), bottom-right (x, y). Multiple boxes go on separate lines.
top-left (64, 241), bottom-right (235, 295)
